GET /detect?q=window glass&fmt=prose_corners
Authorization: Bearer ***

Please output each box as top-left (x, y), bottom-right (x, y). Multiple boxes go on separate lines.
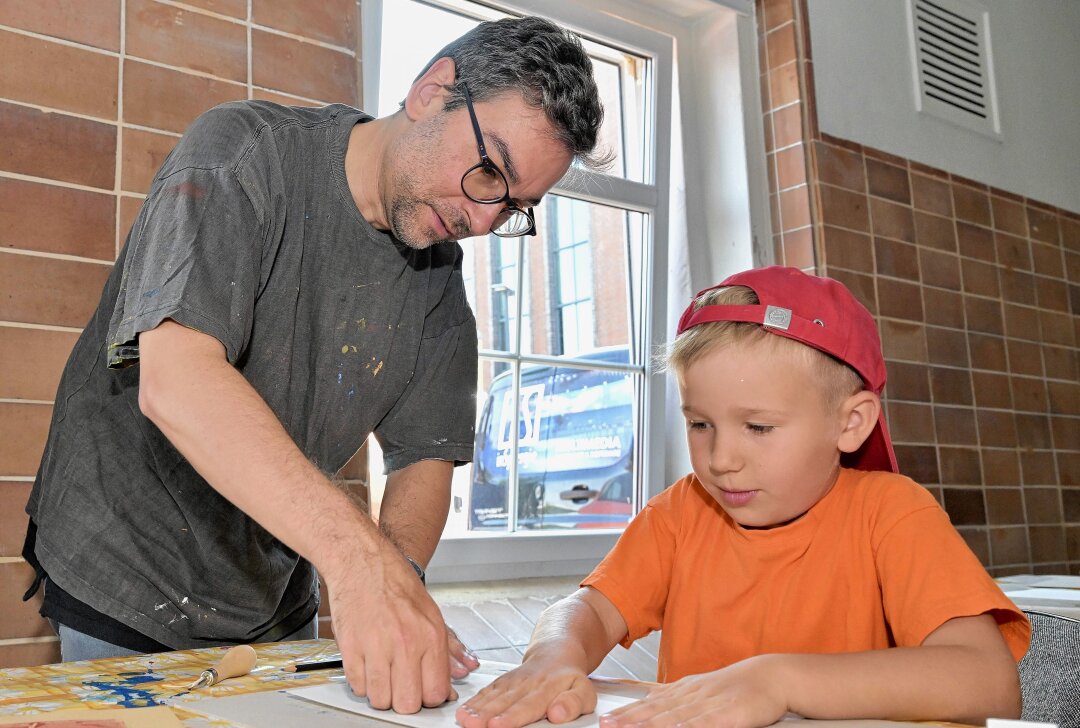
top-left (376, 1), bottom-right (492, 116)
top-left (463, 233), bottom-right (529, 357)
top-left (463, 200), bottom-right (648, 532)
top-left (578, 41), bottom-right (649, 183)
top-left (471, 357), bottom-right (637, 531)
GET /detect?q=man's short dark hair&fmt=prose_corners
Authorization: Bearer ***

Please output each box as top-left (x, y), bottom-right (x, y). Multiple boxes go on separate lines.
top-left (414, 15), bottom-right (609, 170)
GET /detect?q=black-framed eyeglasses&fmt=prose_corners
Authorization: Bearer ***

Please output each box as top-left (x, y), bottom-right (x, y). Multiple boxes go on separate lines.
top-left (459, 83), bottom-right (537, 237)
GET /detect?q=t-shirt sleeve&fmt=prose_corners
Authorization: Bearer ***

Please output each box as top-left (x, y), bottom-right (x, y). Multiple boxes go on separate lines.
top-left (374, 254), bottom-right (478, 472)
top-left (873, 489), bottom-right (1031, 662)
top-left (106, 110), bottom-right (269, 368)
top-left (581, 490), bottom-right (679, 649)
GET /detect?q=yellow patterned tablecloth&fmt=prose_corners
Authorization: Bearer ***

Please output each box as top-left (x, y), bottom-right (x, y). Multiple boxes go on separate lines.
top-left (0, 639), bottom-right (345, 726)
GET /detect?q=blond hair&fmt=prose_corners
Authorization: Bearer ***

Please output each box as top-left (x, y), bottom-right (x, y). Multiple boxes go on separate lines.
top-left (665, 286), bottom-right (864, 408)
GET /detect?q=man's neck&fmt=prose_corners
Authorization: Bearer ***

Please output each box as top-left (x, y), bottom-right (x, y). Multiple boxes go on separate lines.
top-left (344, 114), bottom-right (398, 230)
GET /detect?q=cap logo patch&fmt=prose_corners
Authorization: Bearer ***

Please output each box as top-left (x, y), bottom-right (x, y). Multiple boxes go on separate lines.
top-left (763, 305), bottom-right (792, 330)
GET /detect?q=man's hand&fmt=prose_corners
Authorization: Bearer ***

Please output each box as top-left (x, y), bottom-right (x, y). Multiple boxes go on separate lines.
top-left (448, 625), bottom-right (480, 679)
top-left (326, 544), bottom-right (456, 713)
top-left (456, 657), bottom-right (596, 728)
top-left (597, 656), bottom-right (786, 728)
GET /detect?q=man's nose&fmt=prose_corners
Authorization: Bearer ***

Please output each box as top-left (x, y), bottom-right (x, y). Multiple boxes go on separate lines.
top-left (467, 201), bottom-right (504, 237)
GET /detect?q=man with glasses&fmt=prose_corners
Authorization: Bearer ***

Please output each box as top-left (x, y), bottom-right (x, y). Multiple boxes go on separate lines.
top-left (22, 15), bottom-right (605, 715)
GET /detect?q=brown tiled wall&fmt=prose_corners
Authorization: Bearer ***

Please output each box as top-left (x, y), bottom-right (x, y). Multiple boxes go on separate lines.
top-left (756, 0), bottom-right (1079, 575)
top-left (1, 0), bottom-right (363, 667)
top-left (757, 0), bottom-right (815, 270)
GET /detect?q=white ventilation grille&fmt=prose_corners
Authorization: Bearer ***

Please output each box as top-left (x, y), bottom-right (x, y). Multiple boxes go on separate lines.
top-left (907, 0), bottom-right (1000, 138)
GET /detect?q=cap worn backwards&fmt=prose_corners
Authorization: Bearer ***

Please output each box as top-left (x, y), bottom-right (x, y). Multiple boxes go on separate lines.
top-left (676, 265), bottom-right (898, 473)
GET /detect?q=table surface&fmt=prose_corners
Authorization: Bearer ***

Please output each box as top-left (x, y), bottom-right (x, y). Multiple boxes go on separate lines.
top-left (0, 639), bottom-right (335, 724)
top-left (0, 640), bottom-right (651, 726)
top-left (996, 574), bottom-right (1080, 620)
top-left (0, 640), bottom-right (981, 727)
top-left (6, 574), bottom-right (1075, 726)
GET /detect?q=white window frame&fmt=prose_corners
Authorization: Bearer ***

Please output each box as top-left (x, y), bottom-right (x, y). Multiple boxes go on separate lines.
top-left (361, 0), bottom-right (769, 583)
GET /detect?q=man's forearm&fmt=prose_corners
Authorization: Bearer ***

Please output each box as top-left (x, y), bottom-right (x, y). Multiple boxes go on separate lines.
top-left (138, 321), bottom-right (385, 579)
top-left (378, 459), bottom-right (453, 566)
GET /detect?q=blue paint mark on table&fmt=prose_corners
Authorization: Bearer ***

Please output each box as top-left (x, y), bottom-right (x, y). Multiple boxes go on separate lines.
top-left (84, 671), bottom-right (167, 708)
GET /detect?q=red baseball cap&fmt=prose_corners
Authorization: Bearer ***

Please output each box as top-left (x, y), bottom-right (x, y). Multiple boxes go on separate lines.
top-left (677, 266), bottom-right (898, 473)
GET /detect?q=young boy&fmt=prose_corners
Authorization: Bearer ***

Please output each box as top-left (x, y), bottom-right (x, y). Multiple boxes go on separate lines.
top-left (457, 266), bottom-right (1030, 728)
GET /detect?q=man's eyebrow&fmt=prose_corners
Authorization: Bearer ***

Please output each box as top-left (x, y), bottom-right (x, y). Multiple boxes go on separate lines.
top-left (488, 133), bottom-right (519, 186)
top-left (490, 133), bottom-right (542, 207)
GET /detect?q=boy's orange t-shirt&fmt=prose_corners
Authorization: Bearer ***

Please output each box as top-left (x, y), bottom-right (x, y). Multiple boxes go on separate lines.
top-left (582, 468), bottom-right (1030, 683)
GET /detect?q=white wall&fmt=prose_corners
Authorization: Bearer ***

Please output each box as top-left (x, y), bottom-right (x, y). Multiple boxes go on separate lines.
top-left (679, 7), bottom-right (763, 284)
top-left (661, 2), bottom-right (766, 486)
top-left (808, 0), bottom-right (1080, 214)
top-left (596, 0), bottom-right (763, 290)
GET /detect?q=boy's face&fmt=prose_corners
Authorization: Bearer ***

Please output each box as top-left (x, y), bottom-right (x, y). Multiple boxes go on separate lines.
top-left (679, 336), bottom-right (849, 528)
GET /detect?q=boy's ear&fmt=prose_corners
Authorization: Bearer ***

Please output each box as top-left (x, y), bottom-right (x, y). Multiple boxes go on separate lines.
top-left (836, 390), bottom-right (881, 456)
top-left (402, 56), bottom-right (456, 122)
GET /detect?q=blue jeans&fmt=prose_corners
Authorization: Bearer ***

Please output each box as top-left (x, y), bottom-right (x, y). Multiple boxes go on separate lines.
top-left (56, 615), bottom-right (320, 662)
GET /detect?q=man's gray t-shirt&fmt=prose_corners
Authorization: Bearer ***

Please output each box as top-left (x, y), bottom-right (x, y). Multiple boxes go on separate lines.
top-left (26, 100), bottom-right (478, 648)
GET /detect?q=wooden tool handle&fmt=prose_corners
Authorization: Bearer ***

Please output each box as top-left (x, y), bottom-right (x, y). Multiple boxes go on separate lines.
top-left (213, 644), bottom-right (257, 681)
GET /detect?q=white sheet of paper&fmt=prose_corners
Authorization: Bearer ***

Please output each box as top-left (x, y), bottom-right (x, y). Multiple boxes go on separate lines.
top-left (287, 672), bottom-right (635, 728)
top-left (1005, 587), bottom-right (1080, 604)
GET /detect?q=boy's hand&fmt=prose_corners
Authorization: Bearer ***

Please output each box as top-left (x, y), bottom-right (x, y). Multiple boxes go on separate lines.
top-left (456, 659), bottom-right (597, 728)
top-left (598, 655), bottom-right (787, 728)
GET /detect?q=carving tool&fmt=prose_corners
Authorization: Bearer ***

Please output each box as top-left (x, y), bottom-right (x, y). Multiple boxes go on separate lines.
top-left (187, 644), bottom-right (258, 689)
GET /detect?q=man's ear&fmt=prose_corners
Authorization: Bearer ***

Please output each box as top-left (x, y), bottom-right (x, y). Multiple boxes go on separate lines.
top-left (402, 57), bottom-right (456, 122)
top-left (837, 390), bottom-right (881, 456)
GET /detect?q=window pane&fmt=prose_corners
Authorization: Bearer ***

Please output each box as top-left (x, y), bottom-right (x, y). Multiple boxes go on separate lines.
top-left (469, 359), bottom-right (638, 531)
top-left (377, 1), bottom-right (498, 116)
top-left (466, 201), bottom-right (650, 534)
top-left (561, 308), bottom-right (581, 353)
top-left (578, 40), bottom-right (650, 183)
top-left (466, 195), bottom-right (635, 360)
top-left (592, 60), bottom-right (625, 178)
top-left (518, 196), bottom-right (636, 358)
top-left (558, 249), bottom-right (575, 305)
top-left (443, 357), bottom-right (504, 536)
top-left (373, 195), bottom-right (646, 534)
top-left (574, 244), bottom-right (591, 295)
top-left (463, 234), bottom-right (528, 355)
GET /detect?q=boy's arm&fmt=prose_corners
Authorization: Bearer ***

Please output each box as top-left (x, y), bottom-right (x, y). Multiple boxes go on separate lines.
top-left (785, 613), bottom-right (1020, 722)
top-left (602, 613), bottom-right (1020, 727)
top-left (456, 587), bottom-right (628, 728)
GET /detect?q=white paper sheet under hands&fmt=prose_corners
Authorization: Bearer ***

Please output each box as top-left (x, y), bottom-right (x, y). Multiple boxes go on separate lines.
top-left (287, 671), bottom-right (636, 728)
